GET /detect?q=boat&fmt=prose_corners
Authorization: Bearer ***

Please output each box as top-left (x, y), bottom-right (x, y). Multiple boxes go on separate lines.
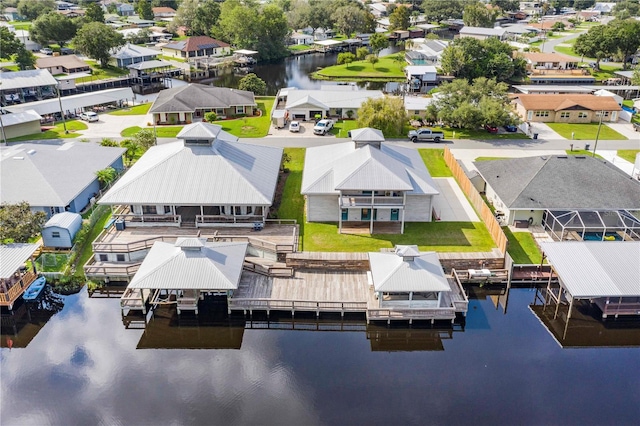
top-left (23, 276), bottom-right (46, 301)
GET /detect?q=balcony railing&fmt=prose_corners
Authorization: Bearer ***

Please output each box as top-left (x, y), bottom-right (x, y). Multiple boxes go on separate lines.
top-left (0, 271), bottom-right (36, 306)
top-left (339, 196), bottom-right (404, 207)
top-left (196, 214), bottom-right (265, 225)
top-left (113, 213), bottom-right (181, 224)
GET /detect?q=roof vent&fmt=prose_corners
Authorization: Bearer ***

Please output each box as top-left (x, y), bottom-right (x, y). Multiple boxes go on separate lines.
top-left (557, 155), bottom-right (568, 158)
top-left (395, 245), bottom-right (420, 261)
top-left (174, 237), bottom-right (206, 250)
top-left (12, 156), bottom-right (24, 160)
top-left (27, 149), bottom-right (36, 155)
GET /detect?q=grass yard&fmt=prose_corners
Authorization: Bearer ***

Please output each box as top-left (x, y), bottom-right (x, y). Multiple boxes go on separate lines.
top-left (212, 96), bottom-right (274, 138)
top-left (8, 120), bottom-right (87, 142)
top-left (439, 127), bottom-right (525, 140)
top-left (109, 103), bottom-right (151, 116)
top-left (313, 56), bottom-right (406, 81)
top-left (8, 21), bottom-right (31, 30)
top-left (276, 147), bottom-right (495, 252)
top-left (566, 149), bottom-right (603, 159)
top-left (618, 150), bottom-right (640, 163)
top-left (590, 64), bottom-right (623, 81)
top-left (161, 55), bottom-right (187, 63)
top-left (74, 206), bottom-right (113, 278)
top-left (80, 61), bottom-right (129, 83)
top-left (503, 227), bottom-right (543, 264)
top-left (37, 253), bottom-right (70, 273)
top-left (120, 126), bottom-right (183, 137)
top-left (289, 44), bottom-right (314, 51)
top-left (418, 149), bottom-right (453, 177)
top-left (330, 120), bottom-right (360, 137)
top-left (546, 123), bottom-right (627, 140)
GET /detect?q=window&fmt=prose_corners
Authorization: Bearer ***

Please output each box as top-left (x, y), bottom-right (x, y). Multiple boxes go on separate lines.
top-left (527, 111), bottom-right (533, 120)
top-left (99, 254), bottom-right (108, 262)
top-left (234, 206), bottom-right (242, 215)
top-left (51, 231), bottom-right (60, 238)
top-left (255, 206), bottom-right (263, 216)
top-left (246, 206), bottom-right (252, 214)
top-left (534, 111), bottom-right (549, 117)
top-left (559, 112), bottom-right (570, 118)
top-left (595, 111), bottom-right (610, 117)
top-left (578, 112), bottom-right (588, 118)
top-left (164, 205), bottom-right (171, 214)
top-left (235, 106), bottom-right (245, 114)
top-left (141, 205), bottom-right (157, 214)
top-left (116, 254), bottom-right (125, 262)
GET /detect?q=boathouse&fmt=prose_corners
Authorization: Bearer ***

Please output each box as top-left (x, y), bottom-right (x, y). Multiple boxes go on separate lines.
top-left (0, 243), bottom-right (40, 310)
top-left (120, 238), bottom-right (248, 315)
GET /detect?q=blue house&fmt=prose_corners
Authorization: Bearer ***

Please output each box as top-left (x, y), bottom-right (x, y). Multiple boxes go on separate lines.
top-left (0, 142), bottom-right (125, 217)
top-left (42, 212), bottom-right (83, 248)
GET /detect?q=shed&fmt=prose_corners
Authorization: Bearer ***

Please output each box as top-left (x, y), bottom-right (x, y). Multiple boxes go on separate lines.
top-left (42, 212), bottom-right (83, 248)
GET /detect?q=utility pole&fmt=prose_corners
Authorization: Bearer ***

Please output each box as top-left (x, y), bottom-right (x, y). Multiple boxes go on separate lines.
top-left (592, 110), bottom-right (604, 157)
top-left (56, 82), bottom-right (68, 134)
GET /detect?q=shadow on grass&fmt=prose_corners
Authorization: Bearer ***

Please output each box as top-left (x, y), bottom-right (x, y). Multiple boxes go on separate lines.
top-left (502, 226), bottom-right (542, 264)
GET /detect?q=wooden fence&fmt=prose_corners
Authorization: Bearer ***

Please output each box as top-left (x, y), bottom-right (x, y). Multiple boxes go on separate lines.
top-left (443, 147), bottom-right (508, 255)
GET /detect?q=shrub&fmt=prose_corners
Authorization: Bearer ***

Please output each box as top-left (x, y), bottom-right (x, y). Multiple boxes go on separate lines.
top-left (204, 112), bottom-right (217, 122)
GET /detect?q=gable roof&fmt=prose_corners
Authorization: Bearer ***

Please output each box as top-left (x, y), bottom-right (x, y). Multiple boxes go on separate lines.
top-left (301, 142), bottom-right (439, 195)
top-left (44, 212), bottom-right (82, 229)
top-left (283, 88), bottom-right (384, 110)
top-left (521, 52), bottom-right (578, 64)
top-left (0, 243), bottom-right (40, 279)
top-left (0, 109), bottom-right (41, 126)
top-left (473, 156), bottom-right (640, 210)
top-left (163, 36), bottom-right (229, 52)
top-left (111, 43), bottom-right (159, 60)
top-left (128, 239), bottom-right (247, 290)
top-left (0, 69), bottom-right (57, 91)
top-left (99, 131), bottom-right (283, 206)
top-left (369, 249), bottom-right (451, 293)
top-left (512, 94), bottom-right (621, 111)
top-left (287, 95), bottom-right (330, 110)
top-left (459, 26), bottom-right (506, 37)
top-left (36, 55), bottom-right (90, 70)
top-left (149, 84), bottom-right (256, 113)
top-left (349, 127), bottom-right (384, 143)
top-left (1, 142), bottom-right (125, 208)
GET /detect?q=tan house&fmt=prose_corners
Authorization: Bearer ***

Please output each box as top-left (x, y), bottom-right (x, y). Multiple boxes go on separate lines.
top-left (161, 36), bottom-right (231, 60)
top-left (511, 94), bottom-right (621, 123)
top-left (35, 55), bottom-right (91, 75)
top-left (521, 52), bottom-right (578, 71)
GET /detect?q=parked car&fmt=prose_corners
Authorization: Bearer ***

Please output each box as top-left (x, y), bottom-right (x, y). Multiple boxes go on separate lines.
top-left (408, 128), bottom-right (444, 142)
top-left (60, 47), bottom-right (75, 55)
top-left (80, 111), bottom-right (99, 122)
top-left (503, 124), bottom-right (518, 133)
top-left (40, 48), bottom-right (53, 55)
top-left (484, 124), bottom-right (499, 134)
top-left (289, 120), bottom-right (300, 132)
top-left (313, 119), bottom-right (334, 135)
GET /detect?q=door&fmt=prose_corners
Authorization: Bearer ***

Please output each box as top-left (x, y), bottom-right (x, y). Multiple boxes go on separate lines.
top-left (390, 209), bottom-right (399, 221)
top-left (361, 209), bottom-right (371, 220)
top-left (341, 209), bottom-right (348, 221)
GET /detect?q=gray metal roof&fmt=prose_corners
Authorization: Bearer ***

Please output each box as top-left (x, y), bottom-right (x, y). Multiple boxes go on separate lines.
top-left (369, 249), bottom-right (450, 293)
top-left (44, 212), bottom-right (82, 229)
top-left (1, 142), bottom-right (125, 208)
top-left (127, 60), bottom-right (172, 70)
top-left (127, 240), bottom-right (248, 290)
top-left (0, 243), bottom-right (40, 279)
top-left (111, 43), bottom-right (159, 60)
top-left (0, 69), bottom-right (58, 91)
top-left (474, 156), bottom-right (640, 210)
top-left (149, 84), bottom-right (256, 113)
top-left (7, 87), bottom-right (135, 116)
top-left (540, 242), bottom-right (640, 298)
top-left (283, 88), bottom-right (384, 110)
top-left (0, 109), bottom-right (41, 126)
top-left (301, 142), bottom-right (439, 195)
top-left (99, 138), bottom-right (283, 206)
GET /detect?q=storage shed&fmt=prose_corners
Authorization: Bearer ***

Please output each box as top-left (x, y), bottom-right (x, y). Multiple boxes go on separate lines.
top-left (42, 212), bottom-right (83, 248)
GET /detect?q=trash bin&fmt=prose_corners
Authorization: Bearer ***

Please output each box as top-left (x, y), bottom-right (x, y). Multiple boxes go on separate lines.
top-left (585, 143), bottom-right (590, 150)
top-left (115, 219), bottom-right (126, 231)
top-left (533, 133), bottom-right (538, 139)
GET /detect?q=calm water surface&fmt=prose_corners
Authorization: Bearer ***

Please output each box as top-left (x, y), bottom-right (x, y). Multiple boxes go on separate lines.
top-left (2, 288), bottom-right (639, 425)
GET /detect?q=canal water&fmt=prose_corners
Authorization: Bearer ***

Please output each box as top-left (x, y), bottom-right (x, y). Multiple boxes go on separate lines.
top-left (2, 287), bottom-right (639, 425)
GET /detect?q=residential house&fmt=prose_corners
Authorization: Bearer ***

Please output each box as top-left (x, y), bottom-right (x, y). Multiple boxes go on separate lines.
top-left (273, 86), bottom-right (384, 121)
top-left (290, 32), bottom-right (314, 45)
top-left (117, 3), bottom-right (135, 16)
top-left (511, 94), bottom-right (621, 123)
top-left (111, 43), bottom-right (160, 68)
top-left (152, 6), bottom-right (176, 20)
top-left (0, 244), bottom-right (41, 310)
top-left (126, 16), bottom-right (155, 28)
top-left (473, 155), bottom-right (640, 229)
top-left (13, 29), bottom-right (41, 52)
top-left (55, 1), bottom-right (74, 10)
top-left (149, 84), bottom-right (256, 124)
top-left (3, 7), bottom-right (22, 21)
top-left (127, 60), bottom-right (181, 94)
top-left (35, 55), bottom-right (91, 75)
top-left (458, 26), bottom-right (506, 40)
top-left (301, 128), bottom-right (439, 234)
top-left (0, 109), bottom-right (42, 139)
top-left (58, 9), bottom-right (85, 19)
top-left (591, 2), bottom-right (616, 14)
top-left (528, 19), bottom-right (574, 32)
top-left (593, 89), bottom-right (623, 107)
top-left (0, 69), bottom-right (58, 104)
top-left (161, 36), bottom-right (231, 60)
top-left (519, 2), bottom-right (543, 15)
top-left (0, 142), bottom-right (125, 217)
top-left (405, 39), bottom-right (449, 64)
top-left (42, 212), bottom-right (83, 249)
top-left (98, 122), bottom-right (283, 228)
top-left (521, 52), bottom-right (579, 71)
top-left (405, 65), bottom-right (438, 93)
top-left (369, 3), bottom-right (388, 18)
top-left (405, 96), bottom-right (435, 118)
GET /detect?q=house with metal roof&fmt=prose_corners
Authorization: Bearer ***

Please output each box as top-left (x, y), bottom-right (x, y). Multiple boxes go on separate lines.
top-left (473, 155), bottom-right (640, 236)
top-left (301, 128), bottom-right (439, 234)
top-left (458, 26), bottom-right (506, 40)
top-left (405, 65), bottom-right (438, 93)
top-left (149, 84), bottom-right (256, 124)
top-left (111, 43), bottom-right (160, 68)
top-left (42, 212), bottom-right (83, 249)
top-left (0, 69), bottom-right (58, 104)
top-left (511, 94), bottom-right (621, 123)
top-left (99, 122), bottom-right (283, 228)
top-left (1, 142), bottom-right (125, 217)
top-left (161, 36), bottom-right (231, 60)
top-left (274, 87), bottom-right (384, 121)
top-left (0, 243), bottom-right (41, 310)
top-left (369, 245), bottom-right (467, 314)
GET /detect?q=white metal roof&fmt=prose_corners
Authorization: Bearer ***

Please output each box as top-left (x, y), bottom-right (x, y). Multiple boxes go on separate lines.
top-left (0, 109), bottom-right (41, 126)
top-left (404, 96), bottom-right (434, 111)
top-left (0, 243), bottom-right (40, 279)
top-left (349, 127), bottom-right (384, 142)
top-left (540, 242), bottom-right (640, 298)
top-left (369, 249), bottom-right (450, 293)
top-left (459, 26), bottom-right (506, 37)
top-left (405, 65), bottom-right (437, 75)
top-left (111, 43), bottom-right (159, 60)
top-left (284, 88), bottom-right (384, 111)
top-left (301, 142), bottom-right (439, 195)
top-left (7, 87), bottom-right (135, 116)
top-left (314, 40), bottom-right (343, 46)
top-left (234, 49), bottom-right (258, 55)
top-left (0, 69), bottom-right (58, 91)
top-left (44, 212), bottom-right (82, 229)
top-left (99, 137), bottom-right (283, 206)
top-left (287, 95), bottom-right (330, 110)
top-left (127, 240), bottom-right (247, 290)
top-left (127, 60), bottom-right (172, 70)
top-left (176, 122), bottom-right (222, 140)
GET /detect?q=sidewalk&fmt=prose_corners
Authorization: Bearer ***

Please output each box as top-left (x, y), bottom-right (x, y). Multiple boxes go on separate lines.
top-left (597, 150), bottom-right (638, 178)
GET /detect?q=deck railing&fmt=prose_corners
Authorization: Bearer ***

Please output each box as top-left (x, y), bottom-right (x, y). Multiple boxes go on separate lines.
top-left (0, 271), bottom-right (36, 306)
top-left (367, 307), bottom-right (457, 320)
top-left (84, 259), bottom-right (141, 277)
top-left (228, 298), bottom-right (367, 312)
top-left (242, 261), bottom-right (294, 277)
top-left (196, 214), bottom-right (265, 225)
top-left (600, 300), bottom-right (640, 317)
top-left (339, 196), bottom-right (404, 207)
top-left (93, 235), bottom-right (175, 253)
top-left (113, 213), bottom-right (181, 224)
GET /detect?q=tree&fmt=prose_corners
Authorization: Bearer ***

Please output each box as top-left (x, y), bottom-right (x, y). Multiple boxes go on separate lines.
top-left (73, 22), bottom-right (124, 67)
top-left (337, 52), bottom-right (355, 69)
top-left (366, 54), bottom-right (379, 69)
top-left (0, 27), bottom-right (34, 70)
top-left (332, 5), bottom-right (369, 38)
top-left (356, 97), bottom-right (407, 137)
top-left (120, 139), bottom-right (140, 164)
top-left (134, 129), bottom-right (156, 150)
top-left (421, 0), bottom-right (469, 22)
top-left (136, 0), bottom-right (154, 21)
top-left (551, 22), bottom-right (565, 32)
top-left (31, 12), bottom-right (77, 48)
top-left (632, 68), bottom-right (640, 86)
top-left (0, 202), bottom-right (47, 243)
top-left (204, 111), bottom-right (218, 122)
top-left (125, 28), bottom-right (152, 44)
top-left (170, 0), bottom-right (199, 33)
top-left (574, 24), bottom-right (615, 69)
top-left (369, 33), bottom-right (389, 56)
top-left (238, 73), bottom-right (267, 95)
top-left (84, 2), bottom-right (105, 23)
top-left (607, 19), bottom-right (640, 70)
top-left (613, 0), bottom-right (640, 19)
top-left (490, 0), bottom-right (519, 12)
top-left (191, 0), bottom-right (221, 36)
top-left (463, 2), bottom-right (498, 28)
top-left (573, 0), bottom-right (595, 11)
top-left (95, 167), bottom-right (117, 188)
top-left (256, 4), bottom-right (290, 61)
top-left (17, 0), bottom-right (55, 21)
top-left (12, 47), bottom-right (36, 70)
top-left (389, 5), bottom-right (410, 31)
top-left (100, 138), bottom-right (119, 147)
top-left (355, 46), bottom-right (369, 60)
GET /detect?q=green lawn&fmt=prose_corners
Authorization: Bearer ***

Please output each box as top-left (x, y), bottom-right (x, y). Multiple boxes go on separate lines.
top-left (37, 253), bottom-right (69, 273)
top-left (109, 103), bottom-right (151, 115)
top-left (418, 149), bottom-right (453, 177)
top-left (276, 147), bottom-right (494, 252)
top-left (8, 21), bottom-right (31, 30)
top-left (438, 127), bottom-right (525, 140)
top-left (80, 61), bottom-right (129, 83)
top-left (330, 120), bottom-right (360, 137)
top-left (590, 64), bottom-right (623, 81)
top-left (313, 55), bottom-right (406, 81)
top-left (120, 125), bottom-right (183, 137)
top-left (289, 44), bottom-right (314, 51)
top-left (546, 123), bottom-right (627, 140)
top-left (161, 55), bottom-right (186, 63)
top-left (565, 149), bottom-right (603, 159)
top-left (212, 96), bottom-right (274, 138)
top-left (8, 120), bottom-right (87, 141)
top-left (503, 227), bottom-right (542, 264)
top-left (618, 150), bottom-right (640, 163)
top-left (74, 207), bottom-right (113, 278)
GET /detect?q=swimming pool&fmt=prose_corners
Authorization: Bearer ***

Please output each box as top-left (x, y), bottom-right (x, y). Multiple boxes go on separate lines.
top-left (583, 232), bottom-right (623, 241)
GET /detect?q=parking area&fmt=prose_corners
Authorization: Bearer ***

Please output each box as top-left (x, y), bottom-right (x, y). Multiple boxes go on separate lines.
top-left (267, 121), bottom-right (334, 138)
top-left (431, 177), bottom-right (480, 222)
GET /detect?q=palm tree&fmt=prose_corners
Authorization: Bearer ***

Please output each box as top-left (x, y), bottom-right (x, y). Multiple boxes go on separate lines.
top-left (120, 139), bottom-right (140, 165)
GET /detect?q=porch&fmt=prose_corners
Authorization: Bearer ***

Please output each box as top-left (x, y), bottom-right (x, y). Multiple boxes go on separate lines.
top-left (340, 221), bottom-right (403, 235)
top-left (112, 204), bottom-right (268, 228)
top-left (0, 271), bottom-right (37, 308)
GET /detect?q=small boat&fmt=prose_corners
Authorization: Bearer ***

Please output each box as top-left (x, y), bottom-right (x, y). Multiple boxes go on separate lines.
top-left (23, 276), bottom-right (46, 301)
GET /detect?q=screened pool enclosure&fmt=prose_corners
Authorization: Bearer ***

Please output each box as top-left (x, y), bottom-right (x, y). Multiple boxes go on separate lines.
top-left (542, 210), bottom-right (640, 241)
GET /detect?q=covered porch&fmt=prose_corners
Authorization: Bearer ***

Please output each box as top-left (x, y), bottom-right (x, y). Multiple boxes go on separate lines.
top-left (112, 204), bottom-right (268, 227)
top-left (0, 244), bottom-right (41, 310)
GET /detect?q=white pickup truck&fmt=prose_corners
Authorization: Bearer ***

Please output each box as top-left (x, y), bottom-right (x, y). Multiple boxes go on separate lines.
top-left (408, 128), bottom-right (445, 143)
top-left (313, 119), bottom-right (334, 135)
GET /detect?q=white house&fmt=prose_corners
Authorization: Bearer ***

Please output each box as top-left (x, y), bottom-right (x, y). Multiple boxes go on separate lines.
top-left (301, 128), bottom-right (439, 234)
top-left (274, 87), bottom-right (384, 121)
top-left (458, 26), bottom-right (506, 40)
top-left (405, 65), bottom-right (438, 93)
top-left (290, 32), bottom-right (314, 45)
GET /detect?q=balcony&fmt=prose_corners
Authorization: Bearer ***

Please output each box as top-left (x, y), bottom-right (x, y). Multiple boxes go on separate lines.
top-left (339, 195), bottom-right (404, 208)
top-left (0, 271), bottom-right (37, 307)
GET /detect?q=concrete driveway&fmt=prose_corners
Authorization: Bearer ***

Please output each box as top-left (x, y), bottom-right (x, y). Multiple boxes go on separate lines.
top-left (431, 178), bottom-right (479, 222)
top-left (527, 122), bottom-right (565, 140)
top-left (78, 111), bottom-right (153, 139)
top-left (605, 122), bottom-right (640, 140)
